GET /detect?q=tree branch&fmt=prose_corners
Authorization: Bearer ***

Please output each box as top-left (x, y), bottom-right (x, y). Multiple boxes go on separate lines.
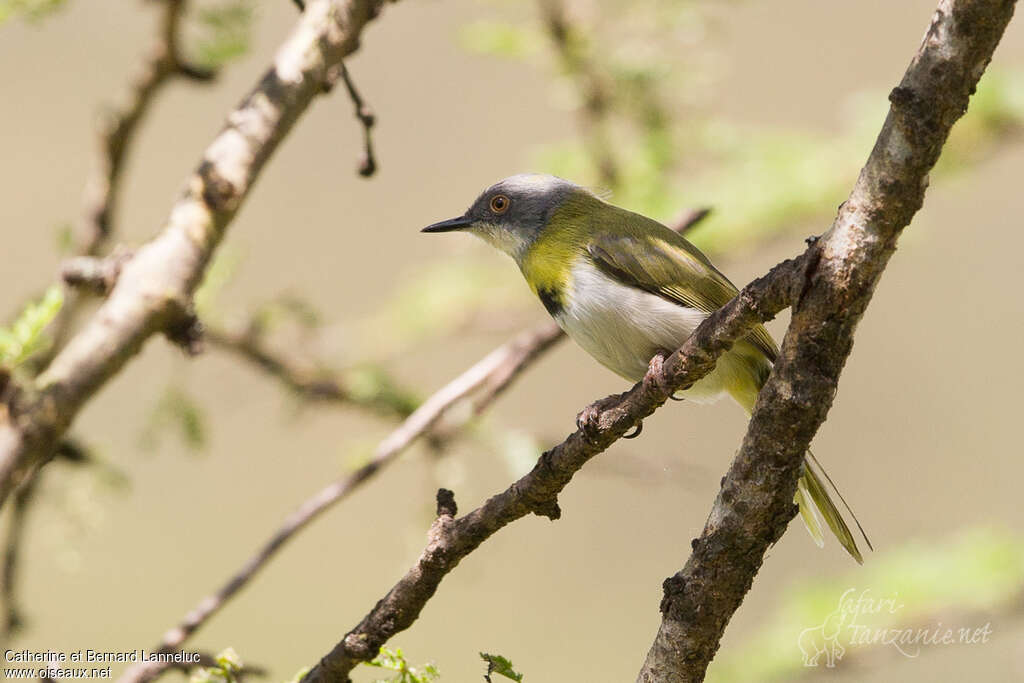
top-left (637, 1), bottom-right (1017, 680)
top-left (300, 252), bottom-right (811, 682)
top-left (538, 0), bottom-right (618, 188)
top-left (76, 0), bottom-right (214, 257)
top-left (204, 323), bottom-right (419, 419)
top-left (113, 204), bottom-right (712, 678)
top-left (0, 0), bottom-right (396, 510)
top-left (31, 0), bottom-right (215, 374)
top-left (116, 321), bottom-right (561, 683)
top-left (338, 62), bottom-right (377, 176)
top-left (288, 3), bottom-right (1015, 678)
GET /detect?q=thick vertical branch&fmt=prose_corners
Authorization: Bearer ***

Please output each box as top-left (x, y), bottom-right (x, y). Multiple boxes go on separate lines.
top-left (637, 1), bottom-right (1017, 681)
top-left (0, 0), bottom-right (396, 509)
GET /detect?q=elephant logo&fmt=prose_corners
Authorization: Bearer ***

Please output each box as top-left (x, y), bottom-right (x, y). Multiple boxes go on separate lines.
top-left (797, 608), bottom-right (848, 668)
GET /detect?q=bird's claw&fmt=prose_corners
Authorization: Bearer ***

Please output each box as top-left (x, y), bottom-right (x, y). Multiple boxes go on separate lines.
top-left (623, 421), bottom-right (643, 439)
top-left (576, 403), bottom-right (601, 433)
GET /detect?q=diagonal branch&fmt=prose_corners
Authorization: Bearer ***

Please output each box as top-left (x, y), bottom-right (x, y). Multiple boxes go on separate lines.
top-left (295, 2), bottom-right (1015, 679)
top-left (115, 203), bottom-right (713, 679)
top-left (301, 252), bottom-right (811, 682)
top-left (0, 0), bottom-right (398, 510)
top-left (116, 321), bottom-right (561, 683)
top-left (34, 0), bottom-right (216, 373)
top-left (637, 1), bottom-right (1017, 680)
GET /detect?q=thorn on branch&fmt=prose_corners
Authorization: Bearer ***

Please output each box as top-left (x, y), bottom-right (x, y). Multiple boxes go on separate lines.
top-left (435, 488), bottom-right (457, 518)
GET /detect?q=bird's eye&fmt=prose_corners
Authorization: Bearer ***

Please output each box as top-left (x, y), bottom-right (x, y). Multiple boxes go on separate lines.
top-left (489, 194), bottom-right (510, 214)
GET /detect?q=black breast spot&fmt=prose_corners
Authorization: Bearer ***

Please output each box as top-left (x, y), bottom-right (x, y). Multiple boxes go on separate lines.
top-left (536, 287), bottom-right (564, 317)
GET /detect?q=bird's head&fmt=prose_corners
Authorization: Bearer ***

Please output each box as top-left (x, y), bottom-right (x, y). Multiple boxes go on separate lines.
top-left (421, 174), bottom-right (583, 262)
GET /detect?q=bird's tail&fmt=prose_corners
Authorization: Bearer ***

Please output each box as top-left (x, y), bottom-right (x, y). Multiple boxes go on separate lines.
top-left (728, 353), bottom-right (871, 563)
top-left (798, 450), bottom-right (872, 564)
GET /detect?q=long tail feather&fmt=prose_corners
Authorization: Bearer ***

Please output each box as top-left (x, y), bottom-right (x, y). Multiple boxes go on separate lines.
top-left (729, 372), bottom-right (870, 563)
top-left (799, 454), bottom-right (865, 564)
top-left (794, 478), bottom-right (824, 548)
top-left (805, 450), bottom-right (874, 552)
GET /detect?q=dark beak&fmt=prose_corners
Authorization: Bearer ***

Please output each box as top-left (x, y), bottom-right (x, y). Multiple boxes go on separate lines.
top-left (421, 215), bottom-right (473, 233)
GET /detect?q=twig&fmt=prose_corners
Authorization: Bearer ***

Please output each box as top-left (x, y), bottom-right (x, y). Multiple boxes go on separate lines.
top-left (38, 0), bottom-right (216, 373)
top-left (339, 62), bottom-right (377, 176)
top-left (0, 476), bottom-right (36, 640)
top-left (673, 207), bottom-right (712, 236)
top-left (637, 1), bottom-right (1017, 680)
top-left (0, 0), bottom-right (397, 510)
top-left (77, 0), bottom-right (215, 257)
top-left (291, 2), bottom-right (1015, 677)
top-left (301, 251), bottom-right (812, 681)
top-left (538, 0), bottom-right (618, 188)
top-left (119, 206), bottom-right (710, 681)
top-left (288, 0), bottom-right (377, 176)
top-left (0, 436), bottom-right (92, 641)
top-left (204, 324), bottom-right (418, 419)
top-left (59, 249), bottom-right (134, 296)
top-left (116, 321), bottom-right (562, 683)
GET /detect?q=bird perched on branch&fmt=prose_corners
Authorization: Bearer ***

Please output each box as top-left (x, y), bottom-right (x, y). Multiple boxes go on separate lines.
top-left (422, 173), bottom-right (870, 562)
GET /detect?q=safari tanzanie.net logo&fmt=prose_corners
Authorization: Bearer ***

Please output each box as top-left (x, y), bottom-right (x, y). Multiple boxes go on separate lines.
top-left (797, 587), bottom-right (993, 667)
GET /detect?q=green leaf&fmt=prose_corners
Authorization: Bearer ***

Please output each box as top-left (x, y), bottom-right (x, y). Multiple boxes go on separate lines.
top-left (0, 285), bottom-right (64, 368)
top-left (458, 20), bottom-right (539, 60)
top-left (140, 385), bottom-right (207, 453)
top-left (480, 652), bottom-right (523, 682)
top-left (708, 527), bottom-right (1024, 682)
top-left (189, 647), bottom-right (244, 683)
top-left (367, 647), bottom-right (440, 683)
top-left (189, 0), bottom-right (254, 70)
top-left (0, 0), bottom-right (67, 25)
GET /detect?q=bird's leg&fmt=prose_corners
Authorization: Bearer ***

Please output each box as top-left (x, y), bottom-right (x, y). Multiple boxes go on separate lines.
top-left (623, 421), bottom-right (643, 439)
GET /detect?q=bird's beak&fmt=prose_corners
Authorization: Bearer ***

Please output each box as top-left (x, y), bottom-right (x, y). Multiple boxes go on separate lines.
top-left (421, 215), bottom-right (473, 233)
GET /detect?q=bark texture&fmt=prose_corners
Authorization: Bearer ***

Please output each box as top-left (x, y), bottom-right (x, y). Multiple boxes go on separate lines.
top-left (637, 1), bottom-right (1017, 680)
top-left (0, 0), bottom-right (393, 507)
top-left (301, 253), bottom-right (812, 682)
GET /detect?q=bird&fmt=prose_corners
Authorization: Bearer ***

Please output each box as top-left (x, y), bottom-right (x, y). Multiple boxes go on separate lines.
top-left (422, 173), bottom-right (870, 563)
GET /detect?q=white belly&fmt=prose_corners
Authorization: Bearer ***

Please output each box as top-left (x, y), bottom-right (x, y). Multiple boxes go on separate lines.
top-left (555, 260), bottom-right (728, 403)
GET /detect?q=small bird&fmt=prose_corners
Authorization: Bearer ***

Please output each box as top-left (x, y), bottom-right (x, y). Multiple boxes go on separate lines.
top-left (423, 173), bottom-right (869, 562)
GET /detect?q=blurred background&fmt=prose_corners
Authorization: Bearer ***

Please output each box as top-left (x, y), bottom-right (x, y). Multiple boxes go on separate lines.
top-left (2, 0), bottom-right (1024, 681)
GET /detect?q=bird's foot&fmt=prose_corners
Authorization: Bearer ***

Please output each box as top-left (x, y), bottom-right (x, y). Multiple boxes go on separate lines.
top-left (576, 403), bottom-right (601, 433)
top-left (575, 394), bottom-right (623, 436)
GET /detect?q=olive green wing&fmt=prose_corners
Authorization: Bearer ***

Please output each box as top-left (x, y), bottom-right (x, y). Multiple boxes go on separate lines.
top-left (586, 229), bottom-right (779, 362)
